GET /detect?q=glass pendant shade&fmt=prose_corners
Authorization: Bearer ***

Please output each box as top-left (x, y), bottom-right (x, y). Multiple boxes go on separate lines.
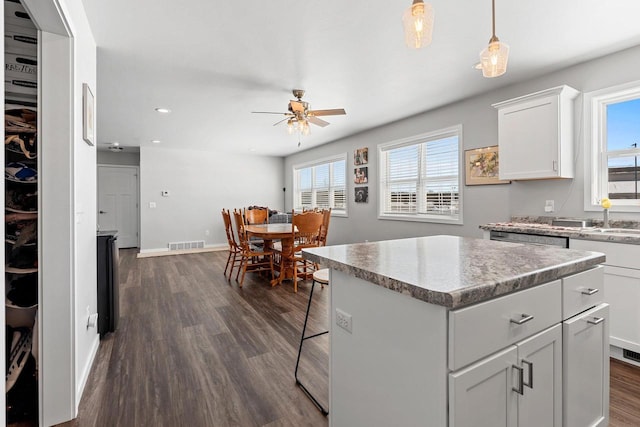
top-left (402, 0), bottom-right (434, 49)
top-left (287, 119), bottom-right (294, 135)
top-left (479, 38), bottom-right (509, 78)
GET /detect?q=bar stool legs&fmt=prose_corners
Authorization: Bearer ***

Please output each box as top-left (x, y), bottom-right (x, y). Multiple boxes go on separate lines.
top-left (294, 269), bottom-right (329, 416)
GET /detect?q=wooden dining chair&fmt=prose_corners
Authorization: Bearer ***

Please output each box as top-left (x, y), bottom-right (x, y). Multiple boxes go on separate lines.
top-left (318, 208), bottom-right (332, 247)
top-left (233, 209), bottom-right (274, 286)
top-left (281, 210), bottom-right (324, 292)
top-left (221, 209), bottom-right (242, 278)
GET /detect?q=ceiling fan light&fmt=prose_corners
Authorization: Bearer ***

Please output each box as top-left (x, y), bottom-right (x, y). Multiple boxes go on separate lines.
top-left (287, 119), bottom-right (294, 135)
top-left (402, 0), bottom-right (434, 49)
top-left (479, 38), bottom-right (509, 78)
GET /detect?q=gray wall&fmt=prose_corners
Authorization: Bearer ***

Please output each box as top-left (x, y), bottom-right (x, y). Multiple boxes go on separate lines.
top-left (284, 45), bottom-right (640, 245)
top-left (139, 146), bottom-right (284, 251)
top-left (97, 149), bottom-right (140, 166)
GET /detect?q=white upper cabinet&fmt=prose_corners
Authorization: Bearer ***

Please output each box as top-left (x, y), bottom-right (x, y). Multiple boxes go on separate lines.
top-left (493, 85), bottom-right (580, 180)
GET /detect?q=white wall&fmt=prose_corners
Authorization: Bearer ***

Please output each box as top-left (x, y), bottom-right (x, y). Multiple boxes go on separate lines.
top-left (284, 45), bottom-right (640, 245)
top-left (22, 0), bottom-right (98, 424)
top-left (97, 149), bottom-right (140, 166)
top-left (139, 147), bottom-right (284, 251)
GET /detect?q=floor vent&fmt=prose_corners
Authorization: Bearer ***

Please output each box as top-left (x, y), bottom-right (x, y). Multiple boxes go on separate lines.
top-left (623, 348), bottom-right (640, 363)
top-left (168, 240), bottom-right (205, 251)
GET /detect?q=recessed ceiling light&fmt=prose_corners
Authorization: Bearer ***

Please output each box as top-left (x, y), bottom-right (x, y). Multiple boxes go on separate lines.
top-left (249, 148), bottom-right (257, 152)
top-left (154, 107), bottom-right (171, 113)
top-left (151, 139), bottom-right (161, 144)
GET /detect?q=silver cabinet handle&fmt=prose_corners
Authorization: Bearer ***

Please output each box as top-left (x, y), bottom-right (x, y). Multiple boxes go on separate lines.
top-left (99, 210), bottom-right (107, 214)
top-left (510, 314), bottom-right (534, 325)
top-left (512, 364), bottom-right (524, 395)
top-left (587, 317), bottom-right (604, 325)
top-left (522, 360), bottom-right (533, 389)
top-left (581, 288), bottom-right (599, 295)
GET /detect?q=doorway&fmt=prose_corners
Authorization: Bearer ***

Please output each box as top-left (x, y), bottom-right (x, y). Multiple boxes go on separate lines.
top-left (97, 165), bottom-right (140, 248)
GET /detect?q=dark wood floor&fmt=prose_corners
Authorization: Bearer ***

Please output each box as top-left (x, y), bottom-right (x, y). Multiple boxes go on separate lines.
top-left (66, 249), bottom-right (329, 427)
top-left (62, 249), bottom-right (640, 426)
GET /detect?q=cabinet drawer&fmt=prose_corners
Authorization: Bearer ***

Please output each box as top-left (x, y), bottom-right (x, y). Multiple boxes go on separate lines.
top-left (448, 281), bottom-right (561, 371)
top-left (562, 266), bottom-right (604, 320)
top-left (4, 1), bottom-right (36, 29)
top-left (569, 238), bottom-right (640, 268)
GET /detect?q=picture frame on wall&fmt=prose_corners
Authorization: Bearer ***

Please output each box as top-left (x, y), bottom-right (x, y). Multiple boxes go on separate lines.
top-left (354, 166), bottom-right (368, 184)
top-left (464, 145), bottom-right (510, 186)
top-left (355, 186), bottom-right (368, 203)
top-left (354, 147), bottom-right (368, 165)
top-left (83, 83), bottom-right (95, 146)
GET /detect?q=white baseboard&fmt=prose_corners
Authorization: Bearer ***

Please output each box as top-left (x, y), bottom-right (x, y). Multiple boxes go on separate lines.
top-left (137, 244), bottom-right (227, 258)
top-left (76, 334), bottom-right (100, 412)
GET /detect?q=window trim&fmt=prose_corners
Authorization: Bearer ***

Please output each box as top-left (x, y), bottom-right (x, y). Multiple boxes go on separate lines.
top-left (292, 152), bottom-right (348, 217)
top-left (584, 80), bottom-right (640, 212)
top-left (377, 125), bottom-right (463, 224)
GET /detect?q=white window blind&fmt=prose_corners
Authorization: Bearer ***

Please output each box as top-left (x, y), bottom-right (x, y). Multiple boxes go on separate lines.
top-left (293, 154), bottom-right (347, 215)
top-left (379, 127), bottom-right (462, 223)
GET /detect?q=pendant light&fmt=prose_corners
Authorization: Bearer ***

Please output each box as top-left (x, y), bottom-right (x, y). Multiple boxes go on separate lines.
top-left (479, 0), bottom-right (509, 78)
top-left (402, 0), bottom-right (434, 49)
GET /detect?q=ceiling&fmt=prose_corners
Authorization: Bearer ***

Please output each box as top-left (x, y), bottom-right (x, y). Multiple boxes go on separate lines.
top-left (81, 0), bottom-right (640, 157)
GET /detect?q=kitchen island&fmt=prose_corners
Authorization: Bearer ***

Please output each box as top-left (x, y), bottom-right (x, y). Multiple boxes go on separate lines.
top-left (303, 235), bottom-right (608, 427)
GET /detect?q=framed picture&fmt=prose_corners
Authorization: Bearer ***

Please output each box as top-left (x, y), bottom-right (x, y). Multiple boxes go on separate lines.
top-left (354, 167), bottom-right (368, 184)
top-left (465, 145), bottom-right (510, 186)
top-left (83, 83), bottom-right (95, 146)
top-left (354, 147), bottom-right (368, 165)
top-left (355, 187), bottom-right (368, 203)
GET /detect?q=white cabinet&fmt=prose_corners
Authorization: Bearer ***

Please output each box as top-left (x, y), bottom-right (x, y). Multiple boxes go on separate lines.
top-left (570, 238), bottom-right (640, 364)
top-left (563, 303), bottom-right (610, 427)
top-left (493, 85), bottom-right (579, 180)
top-left (449, 324), bottom-right (562, 427)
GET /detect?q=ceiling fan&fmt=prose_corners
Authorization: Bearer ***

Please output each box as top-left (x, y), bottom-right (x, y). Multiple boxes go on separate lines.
top-left (252, 89), bottom-right (346, 134)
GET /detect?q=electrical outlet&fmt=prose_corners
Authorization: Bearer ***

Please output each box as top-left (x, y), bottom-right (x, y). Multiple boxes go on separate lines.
top-left (545, 200), bottom-right (555, 213)
top-left (336, 308), bottom-right (352, 333)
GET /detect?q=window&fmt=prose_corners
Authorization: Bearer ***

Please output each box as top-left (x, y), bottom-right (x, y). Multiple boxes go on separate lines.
top-left (293, 154), bottom-right (347, 215)
top-left (585, 82), bottom-right (640, 211)
top-left (378, 125), bottom-right (462, 224)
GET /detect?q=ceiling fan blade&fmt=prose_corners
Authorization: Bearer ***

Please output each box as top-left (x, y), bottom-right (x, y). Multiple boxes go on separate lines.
top-left (251, 111), bottom-right (290, 115)
top-left (307, 116), bottom-right (330, 127)
top-left (272, 117), bottom-right (290, 126)
top-left (289, 100), bottom-right (305, 113)
top-left (308, 108), bottom-right (346, 117)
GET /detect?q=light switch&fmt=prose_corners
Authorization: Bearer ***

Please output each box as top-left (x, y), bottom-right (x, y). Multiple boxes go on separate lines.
top-left (149, 202), bottom-right (157, 208)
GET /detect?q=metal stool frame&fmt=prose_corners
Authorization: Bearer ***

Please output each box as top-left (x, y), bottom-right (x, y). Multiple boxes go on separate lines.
top-left (294, 274), bottom-right (329, 416)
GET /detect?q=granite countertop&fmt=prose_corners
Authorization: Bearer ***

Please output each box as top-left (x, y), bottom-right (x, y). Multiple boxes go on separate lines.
top-left (479, 221), bottom-right (640, 245)
top-left (303, 235), bottom-right (604, 309)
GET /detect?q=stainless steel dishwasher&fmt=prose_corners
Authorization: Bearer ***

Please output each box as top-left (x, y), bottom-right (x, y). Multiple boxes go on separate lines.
top-left (489, 230), bottom-right (569, 248)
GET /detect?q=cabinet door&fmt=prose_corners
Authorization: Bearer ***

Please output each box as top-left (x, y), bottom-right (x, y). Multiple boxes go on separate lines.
top-left (604, 266), bottom-right (640, 352)
top-left (563, 304), bottom-right (610, 427)
top-left (449, 346), bottom-right (518, 427)
top-left (498, 94), bottom-right (559, 180)
top-left (517, 324), bottom-right (563, 427)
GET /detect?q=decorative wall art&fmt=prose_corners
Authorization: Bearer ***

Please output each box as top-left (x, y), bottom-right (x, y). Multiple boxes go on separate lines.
top-left (83, 83), bottom-right (95, 146)
top-left (354, 147), bottom-right (368, 165)
top-left (354, 166), bottom-right (368, 184)
top-left (465, 145), bottom-right (510, 186)
top-left (355, 187), bottom-right (369, 203)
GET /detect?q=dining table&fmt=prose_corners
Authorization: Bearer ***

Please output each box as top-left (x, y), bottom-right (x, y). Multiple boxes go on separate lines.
top-left (244, 223), bottom-right (297, 286)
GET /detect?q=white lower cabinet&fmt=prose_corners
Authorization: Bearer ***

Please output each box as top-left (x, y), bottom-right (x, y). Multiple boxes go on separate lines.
top-left (603, 266), bottom-right (640, 353)
top-left (563, 303), bottom-right (610, 427)
top-left (449, 324), bottom-right (562, 427)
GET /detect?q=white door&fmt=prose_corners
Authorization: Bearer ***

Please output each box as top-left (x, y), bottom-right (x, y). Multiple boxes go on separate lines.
top-left (517, 324), bottom-right (563, 427)
top-left (97, 165), bottom-right (139, 248)
top-left (449, 346), bottom-right (518, 427)
top-left (563, 304), bottom-right (610, 427)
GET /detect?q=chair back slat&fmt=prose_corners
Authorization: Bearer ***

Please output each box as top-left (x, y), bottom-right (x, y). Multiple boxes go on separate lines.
top-left (244, 207), bottom-right (269, 225)
top-left (292, 210), bottom-right (324, 248)
top-left (233, 209), bottom-right (251, 250)
top-left (221, 209), bottom-right (238, 249)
